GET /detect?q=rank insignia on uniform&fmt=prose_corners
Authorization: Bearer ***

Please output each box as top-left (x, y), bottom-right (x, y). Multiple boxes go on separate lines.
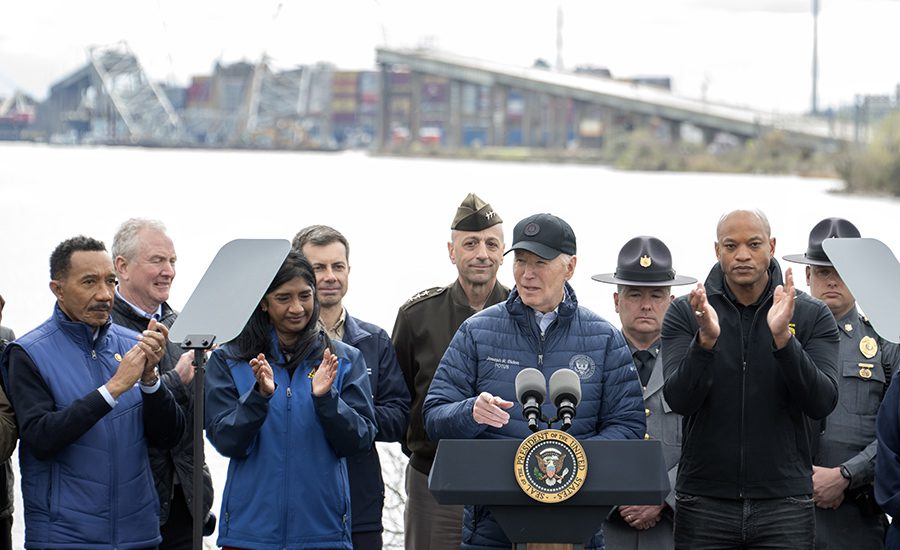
top-left (844, 323), bottom-right (853, 332)
top-left (114, 353), bottom-right (122, 362)
top-left (860, 336), bottom-right (878, 359)
top-left (860, 367), bottom-right (873, 379)
top-left (640, 255), bottom-right (652, 268)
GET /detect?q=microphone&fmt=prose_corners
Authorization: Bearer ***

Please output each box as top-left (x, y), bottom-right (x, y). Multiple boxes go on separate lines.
top-left (549, 369), bottom-right (581, 432)
top-left (515, 368), bottom-right (547, 432)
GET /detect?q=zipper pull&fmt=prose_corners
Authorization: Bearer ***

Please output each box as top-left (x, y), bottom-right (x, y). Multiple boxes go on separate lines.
top-left (91, 350), bottom-right (97, 359)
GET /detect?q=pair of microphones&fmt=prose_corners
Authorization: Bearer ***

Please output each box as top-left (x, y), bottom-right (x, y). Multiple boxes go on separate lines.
top-left (514, 368), bottom-right (582, 433)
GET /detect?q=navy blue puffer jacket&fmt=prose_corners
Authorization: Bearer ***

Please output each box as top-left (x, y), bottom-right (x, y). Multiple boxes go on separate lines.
top-left (424, 284), bottom-right (645, 549)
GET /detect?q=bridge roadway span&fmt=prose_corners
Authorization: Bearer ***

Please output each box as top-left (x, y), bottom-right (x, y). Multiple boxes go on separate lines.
top-left (376, 47), bottom-right (853, 147)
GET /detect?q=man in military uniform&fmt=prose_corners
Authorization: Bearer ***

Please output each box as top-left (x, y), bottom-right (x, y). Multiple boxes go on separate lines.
top-left (784, 217), bottom-right (898, 549)
top-left (593, 236), bottom-right (696, 550)
top-left (392, 193), bottom-right (509, 550)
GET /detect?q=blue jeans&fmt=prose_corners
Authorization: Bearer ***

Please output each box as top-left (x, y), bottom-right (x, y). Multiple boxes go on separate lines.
top-left (674, 493), bottom-right (814, 550)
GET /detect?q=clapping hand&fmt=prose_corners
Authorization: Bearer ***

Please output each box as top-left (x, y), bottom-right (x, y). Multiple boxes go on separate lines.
top-left (250, 353), bottom-right (275, 397)
top-left (768, 267), bottom-right (796, 350)
top-left (689, 283), bottom-right (720, 350)
top-left (311, 349), bottom-right (339, 397)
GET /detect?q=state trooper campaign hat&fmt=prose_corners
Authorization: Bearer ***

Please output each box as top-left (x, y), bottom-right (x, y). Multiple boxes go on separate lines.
top-left (504, 213), bottom-right (576, 260)
top-left (592, 236), bottom-right (697, 286)
top-left (451, 193), bottom-right (502, 231)
top-left (782, 217), bottom-right (861, 266)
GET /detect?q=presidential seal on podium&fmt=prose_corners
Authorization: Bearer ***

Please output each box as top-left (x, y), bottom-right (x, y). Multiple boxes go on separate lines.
top-left (514, 429), bottom-right (588, 503)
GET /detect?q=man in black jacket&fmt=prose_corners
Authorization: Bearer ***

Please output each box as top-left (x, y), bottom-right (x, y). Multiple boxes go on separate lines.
top-left (662, 209), bottom-right (839, 549)
top-left (111, 218), bottom-right (215, 549)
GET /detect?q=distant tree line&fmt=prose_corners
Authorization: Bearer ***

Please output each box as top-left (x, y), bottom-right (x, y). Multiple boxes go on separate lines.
top-left (836, 112), bottom-right (900, 196)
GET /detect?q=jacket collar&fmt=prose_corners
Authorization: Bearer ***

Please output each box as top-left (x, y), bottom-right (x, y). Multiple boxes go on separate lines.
top-left (705, 258), bottom-right (782, 303)
top-left (506, 281), bottom-right (579, 323)
top-left (112, 295), bottom-right (177, 326)
top-left (52, 303), bottom-right (111, 349)
top-left (449, 279), bottom-right (508, 312)
top-left (341, 310), bottom-right (371, 346)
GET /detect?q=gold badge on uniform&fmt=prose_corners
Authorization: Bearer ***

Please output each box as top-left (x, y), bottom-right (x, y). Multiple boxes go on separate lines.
top-left (114, 353), bottom-right (122, 362)
top-left (860, 336), bottom-right (878, 359)
top-left (640, 255), bottom-right (652, 268)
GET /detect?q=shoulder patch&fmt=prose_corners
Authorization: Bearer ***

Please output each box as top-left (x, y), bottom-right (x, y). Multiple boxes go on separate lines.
top-left (401, 286), bottom-right (447, 309)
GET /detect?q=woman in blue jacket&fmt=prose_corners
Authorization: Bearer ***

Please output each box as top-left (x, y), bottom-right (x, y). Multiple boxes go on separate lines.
top-left (205, 252), bottom-right (377, 550)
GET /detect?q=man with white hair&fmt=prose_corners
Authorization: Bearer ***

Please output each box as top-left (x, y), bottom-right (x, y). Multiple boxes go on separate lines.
top-left (111, 218), bottom-right (215, 549)
top-left (424, 213), bottom-right (645, 549)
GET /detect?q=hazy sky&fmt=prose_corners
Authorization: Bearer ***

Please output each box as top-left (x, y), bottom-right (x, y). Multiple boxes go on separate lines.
top-left (1, 0), bottom-right (897, 113)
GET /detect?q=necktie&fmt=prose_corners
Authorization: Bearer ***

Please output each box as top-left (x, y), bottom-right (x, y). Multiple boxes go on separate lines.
top-left (633, 350), bottom-right (654, 387)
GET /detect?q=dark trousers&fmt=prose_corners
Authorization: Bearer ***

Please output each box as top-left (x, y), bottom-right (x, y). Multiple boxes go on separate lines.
top-left (0, 516), bottom-right (10, 550)
top-left (674, 493), bottom-right (815, 550)
top-left (160, 485), bottom-right (193, 550)
top-left (352, 530), bottom-right (383, 550)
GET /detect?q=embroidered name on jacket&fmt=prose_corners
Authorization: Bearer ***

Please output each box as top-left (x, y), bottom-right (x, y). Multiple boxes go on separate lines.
top-left (486, 356), bottom-right (521, 370)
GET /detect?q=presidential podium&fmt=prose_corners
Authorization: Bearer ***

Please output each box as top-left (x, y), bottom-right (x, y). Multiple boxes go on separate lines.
top-left (429, 438), bottom-right (670, 550)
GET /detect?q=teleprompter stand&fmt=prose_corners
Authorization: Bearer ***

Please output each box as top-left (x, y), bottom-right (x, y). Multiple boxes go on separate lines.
top-left (429, 439), bottom-right (670, 550)
top-left (169, 239), bottom-right (291, 550)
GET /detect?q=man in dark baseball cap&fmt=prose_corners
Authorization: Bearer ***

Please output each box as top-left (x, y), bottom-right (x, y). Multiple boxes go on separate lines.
top-left (424, 212), bottom-right (645, 549)
top-left (784, 217), bottom-right (896, 550)
top-left (593, 236), bottom-right (696, 548)
top-left (505, 212), bottom-right (576, 260)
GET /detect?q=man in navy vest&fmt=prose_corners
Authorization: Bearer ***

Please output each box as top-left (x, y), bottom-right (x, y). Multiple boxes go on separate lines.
top-left (1, 235), bottom-right (184, 549)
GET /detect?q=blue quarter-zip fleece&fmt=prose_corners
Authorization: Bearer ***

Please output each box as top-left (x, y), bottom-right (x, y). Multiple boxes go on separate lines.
top-left (205, 333), bottom-right (377, 550)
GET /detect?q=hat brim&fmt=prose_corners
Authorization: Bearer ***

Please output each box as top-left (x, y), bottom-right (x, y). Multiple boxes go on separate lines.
top-left (782, 254), bottom-right (833, 267)
top-left (591, 273), bottom-right (698, 287)
top-left (504, 241), bottom-right (561, 260)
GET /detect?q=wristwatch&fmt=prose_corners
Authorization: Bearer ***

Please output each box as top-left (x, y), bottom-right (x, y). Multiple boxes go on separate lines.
top-left (140, 366), bottom-right (160, 386)
top-left (839, 465), bottom-right (852, 483)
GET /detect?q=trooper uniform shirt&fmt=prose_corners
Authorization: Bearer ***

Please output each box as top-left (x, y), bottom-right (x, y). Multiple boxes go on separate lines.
top-left (392, 279), bottom-right (509, 475)
top-left (813, 306), bottom-right (899, 550)
top-left (604, 341), bottom-right (680, 550)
